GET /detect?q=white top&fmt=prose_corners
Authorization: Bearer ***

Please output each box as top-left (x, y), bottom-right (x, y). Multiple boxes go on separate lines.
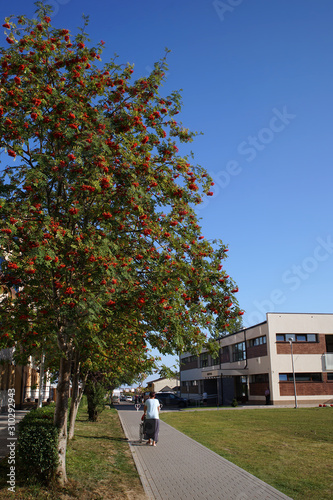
top-left (145, 398), bottom-right (160, 419)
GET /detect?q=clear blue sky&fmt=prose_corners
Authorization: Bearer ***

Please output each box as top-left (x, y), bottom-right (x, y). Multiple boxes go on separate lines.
top-left (1, 1), bottom-right (333, 379)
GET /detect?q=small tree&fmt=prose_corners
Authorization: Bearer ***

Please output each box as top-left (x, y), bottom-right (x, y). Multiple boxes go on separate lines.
top-left (0, 2), bottom-right (242, 485)
top-left (67, 327), bottom-right (156, 438)
top-left (85, 373), bottom-right (107, 422)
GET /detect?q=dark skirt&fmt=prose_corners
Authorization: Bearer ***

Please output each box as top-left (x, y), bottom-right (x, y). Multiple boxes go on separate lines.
top-left (144, 418), bottom-right (159, 442)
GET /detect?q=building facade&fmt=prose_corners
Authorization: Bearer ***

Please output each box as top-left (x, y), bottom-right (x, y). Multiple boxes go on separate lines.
top-left (0, 281), bottom-right (55, 409)
top-left (180, 313), bottom-right (333, 406)
top-left (147, 377), bottom-right (180, 393)
top-left (0, 347), bottom-right (55, 410)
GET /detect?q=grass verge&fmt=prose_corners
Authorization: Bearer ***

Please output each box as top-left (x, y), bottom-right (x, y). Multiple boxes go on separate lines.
top-left (160, 407), bottom-right (333, 500)
top-left (0, 402), bottom-right (146, 499)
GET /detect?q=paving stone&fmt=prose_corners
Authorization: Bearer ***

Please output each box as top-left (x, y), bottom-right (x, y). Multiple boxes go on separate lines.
top-left (0, 410), bottom-right (29, 460)
top-left (118, 407), bottom-right (293, 500)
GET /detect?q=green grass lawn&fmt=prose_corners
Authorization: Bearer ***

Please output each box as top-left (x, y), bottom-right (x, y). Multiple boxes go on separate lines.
top-left (0, 402), bottom-right (146, 499)
top-left (160, 407), bottom-right (333, 500)
top-left (65, 405), bottom-right (146, 499)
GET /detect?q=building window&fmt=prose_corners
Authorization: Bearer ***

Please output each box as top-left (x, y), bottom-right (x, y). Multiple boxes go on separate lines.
top-left (249, 336), bottom-right (267, 347)
top-left (276, 334), bottom-right (318, 343)
top-left (307, 334), bottom-right (317, 342)
top-left (327, 374), bottom-right (333, 381)
top-left (250, 374), bottom-right (269, 383)
top-left (232, 342), bottom-right (246, 362)
top-left (279, 373), bottom-right (322, 382)
top-left (211, 351), bottom-right (220, 366)
top-left (200, 352), bottom-right (208, 368)
top-left (182, 380), bottom-right (197, 388)
top-left (182, 355), bottom-right (198, 365)
top-left (221, 346), bottom-right (230, 364)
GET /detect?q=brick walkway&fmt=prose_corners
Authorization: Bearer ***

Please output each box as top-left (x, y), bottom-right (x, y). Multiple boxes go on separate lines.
top-left (117, 406), bottom-right (292, 500)
top-left (0, 410), bottom-right (29, 460)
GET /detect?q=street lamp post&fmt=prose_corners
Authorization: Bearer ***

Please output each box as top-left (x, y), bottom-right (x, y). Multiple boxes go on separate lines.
top-left (288, 338), bottom-right (298, 408)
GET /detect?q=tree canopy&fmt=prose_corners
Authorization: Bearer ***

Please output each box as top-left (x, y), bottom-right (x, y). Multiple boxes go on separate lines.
top-left (0, 2), bottom-right (242, 483)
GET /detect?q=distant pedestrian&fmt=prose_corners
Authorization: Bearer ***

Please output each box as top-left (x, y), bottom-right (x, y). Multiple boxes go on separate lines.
top-left (143, 391), bottom-right (160, 446)
top-left (265, 387), bottom-right (270, 405)
top-left (202, 391), bottom-right (208, 406)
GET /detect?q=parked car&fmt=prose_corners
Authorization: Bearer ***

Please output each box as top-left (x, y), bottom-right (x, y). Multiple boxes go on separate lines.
top-left (155, 392), bottom-right (188, 408)
top-left (125, 395), bottom-right (133, 402)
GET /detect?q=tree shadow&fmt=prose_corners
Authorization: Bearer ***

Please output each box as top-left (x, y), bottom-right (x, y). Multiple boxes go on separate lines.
top-left (130, 441), bottom-right (149, 447)
top-left (73, 434), bottom-right (128, 442)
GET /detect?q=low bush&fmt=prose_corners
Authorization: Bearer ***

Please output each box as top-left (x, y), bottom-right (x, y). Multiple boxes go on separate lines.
top-left (85, 379), bottom-right (106, 421)
top-left (17, 405), bottom-right (59, 484)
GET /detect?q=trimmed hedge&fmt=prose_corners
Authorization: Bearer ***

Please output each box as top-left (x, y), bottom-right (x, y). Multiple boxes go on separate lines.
top-left (17, 405), bottom-right (59, 484)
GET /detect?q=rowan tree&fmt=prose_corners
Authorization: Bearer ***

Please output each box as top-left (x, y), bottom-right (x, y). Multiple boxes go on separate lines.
top-left (67, 319), bottom-right (156, 439)
top-left (0, 3), bottom-right (242, 484)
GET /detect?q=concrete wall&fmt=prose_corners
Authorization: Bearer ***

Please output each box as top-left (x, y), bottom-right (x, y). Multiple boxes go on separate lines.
top-left (267, 313), bottom-right (333, 405)
top-left (180, 313), bottom-right (333, 406)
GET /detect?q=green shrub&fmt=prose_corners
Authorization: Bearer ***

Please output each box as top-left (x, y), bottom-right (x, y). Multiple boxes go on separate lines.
top-left (17, 405), bottom-right (59, 484)
top-left (231, 398), bottom-right (238, 407)
top-left (85, 379), bottom-right (106, 421)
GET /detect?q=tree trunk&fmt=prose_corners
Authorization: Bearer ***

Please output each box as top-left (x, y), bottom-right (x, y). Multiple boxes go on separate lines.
top-left (86, 381), bottom-right (98, 422)
top-left (68, 351), bottom-right (87, 440)
top-left (54, 354), bottom-right (71, 486)
top-left (68, 376), bottom-right (86, 439)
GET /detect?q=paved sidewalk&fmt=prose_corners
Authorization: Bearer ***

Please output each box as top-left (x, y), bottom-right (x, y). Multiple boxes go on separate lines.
top-left (117, 406), bottom-right (293, 500)
top-left (0, 410), bottom-right (29, 460)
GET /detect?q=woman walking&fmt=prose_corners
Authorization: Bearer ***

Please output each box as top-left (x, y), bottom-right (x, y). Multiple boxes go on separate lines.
top-left (143, 392), bottom-right (160, 446)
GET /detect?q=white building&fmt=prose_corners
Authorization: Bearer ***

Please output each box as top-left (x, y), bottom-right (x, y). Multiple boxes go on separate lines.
top-left (147, 377), bottom-right (180, 393)
top-left (180, 313), bottom-right (333, 406)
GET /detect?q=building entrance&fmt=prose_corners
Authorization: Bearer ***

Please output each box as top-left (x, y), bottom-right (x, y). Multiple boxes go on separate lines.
top-left (235, 376), bottom-right (248, 403)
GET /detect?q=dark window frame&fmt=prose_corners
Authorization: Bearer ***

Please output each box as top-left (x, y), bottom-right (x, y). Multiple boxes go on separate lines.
top-left (210, 352), bottom-right (220, 366)
top-left (250, 373), bottom-right (269, 383)
top-left (279, 372), bottom-right (322, 382)
top-left (276, 334), bottom-right (318, 343)
top-left (200, 352), bottom-right (208, 368)
top-left (232, 341), bottom-right (246, 362)
top-left (249, 336), bottom-right (267, 347)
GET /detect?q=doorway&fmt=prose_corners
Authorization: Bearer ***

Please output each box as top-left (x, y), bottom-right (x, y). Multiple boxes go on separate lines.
top-left (235, 376), bottom-right (248, 403)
